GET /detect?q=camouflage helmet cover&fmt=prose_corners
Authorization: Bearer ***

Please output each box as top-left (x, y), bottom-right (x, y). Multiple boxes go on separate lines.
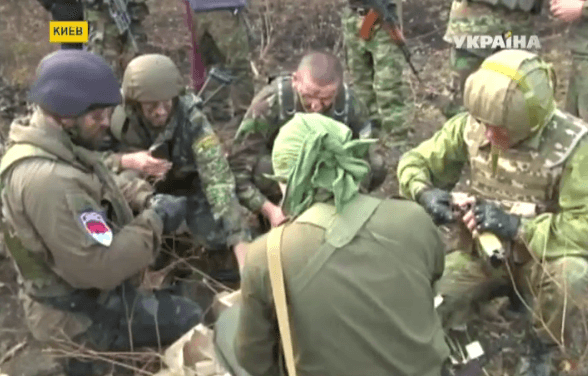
top-left (464, 49), bottom-right (557, 145)
top-left (122, 54), bottom-right (184, 102)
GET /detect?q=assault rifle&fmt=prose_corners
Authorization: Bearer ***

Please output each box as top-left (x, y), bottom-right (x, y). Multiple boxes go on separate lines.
top-left (357, 0), bottom-right (421, 82)
top-left (107, 0), bottom-right (139, 53)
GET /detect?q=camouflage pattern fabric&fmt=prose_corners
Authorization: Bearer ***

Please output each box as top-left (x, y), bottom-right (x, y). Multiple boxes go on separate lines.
top-left (565, 57), bottom-right (588, 122)
top-left (341, 6), bottom-right (412, 132)
top-left (85, 0), bottom-right (149, 79)
top-left (230, 78), bottom-right (369, 213)
top-left (444, 1), bottom-right (535, 93)
top-left (112, 94), bottom-right (247, 247)
top-left (397, 110), bottom-right (588, 345)
top-left (565, 16), bottom-right (588, 122)
top-left (192, 9), bottom-right (253, 117)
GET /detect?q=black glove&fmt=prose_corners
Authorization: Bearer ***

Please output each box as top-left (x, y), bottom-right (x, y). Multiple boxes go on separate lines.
top-left (473, 201), bottom-right (520, 240)
top-left (50, 1), bottom-right (84, 21)
top-left (37, 0), bottom-right (54, 11)
top-left (416, 188), bottom-right (454, 225)
top-left (150, 194), bottom-right (188, 234)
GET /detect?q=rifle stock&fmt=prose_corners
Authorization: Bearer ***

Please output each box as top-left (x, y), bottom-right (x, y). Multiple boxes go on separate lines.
top-left (357, 5), bottom-right (421, 82)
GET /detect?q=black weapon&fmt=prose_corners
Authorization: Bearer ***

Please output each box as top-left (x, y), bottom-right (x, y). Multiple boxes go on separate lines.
top-left (107, 0), bottom-right (139, 53)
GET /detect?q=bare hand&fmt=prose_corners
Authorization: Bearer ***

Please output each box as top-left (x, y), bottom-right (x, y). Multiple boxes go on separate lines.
top-left (551, 0), bottom-right (584, 22)
top-left (261, 201), bottom-right (288, 227)
top-left (121, 151), bottom-right (172, 178)
top-left (462, 208), bottom-right (478, 234)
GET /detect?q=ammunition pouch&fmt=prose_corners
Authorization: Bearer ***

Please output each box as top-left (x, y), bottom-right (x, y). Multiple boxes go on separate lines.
top-left (465, 0), bottom-right (542, 14)
top-left (2, 221), bottom-right (73, 297)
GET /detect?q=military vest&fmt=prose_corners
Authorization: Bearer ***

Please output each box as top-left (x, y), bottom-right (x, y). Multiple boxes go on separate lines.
top-left (464, 110), bottom-right (588, 214)
top-left (0, 141), bottom-right (133, 297)
top-left (275, 76), bottom-right (354, 126)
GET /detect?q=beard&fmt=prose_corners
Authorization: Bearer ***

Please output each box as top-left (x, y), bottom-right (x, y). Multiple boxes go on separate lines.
top-left (69, 121), bottom-right (116, 151)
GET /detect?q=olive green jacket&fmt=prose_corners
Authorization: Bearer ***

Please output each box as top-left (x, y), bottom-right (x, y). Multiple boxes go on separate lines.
top-left (235, 195), bottom-right (450, 376)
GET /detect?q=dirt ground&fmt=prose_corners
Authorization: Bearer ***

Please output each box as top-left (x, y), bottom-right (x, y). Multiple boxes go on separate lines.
top-left (0, 0), bottom-right (578, 374)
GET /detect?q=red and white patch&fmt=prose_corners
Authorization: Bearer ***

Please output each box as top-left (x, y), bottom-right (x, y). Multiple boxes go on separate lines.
top-left (79, 211), bottom-right (113, 247)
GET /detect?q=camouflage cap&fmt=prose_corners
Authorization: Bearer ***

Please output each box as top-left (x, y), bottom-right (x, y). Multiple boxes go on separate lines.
top-left (122, 54), bottom-right (184, 102)
top-left (464, 49), bottom-right (557, 145)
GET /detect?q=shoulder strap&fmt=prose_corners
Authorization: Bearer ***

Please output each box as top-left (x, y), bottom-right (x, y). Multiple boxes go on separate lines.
top-left (267, 225), bottom-right (298, 376)
top-left (278, 76), bottom-right (296, 122)
top-left (0, 143), bottom-right (58, 177)
top-left (332, 83), bottom-right (350, 125)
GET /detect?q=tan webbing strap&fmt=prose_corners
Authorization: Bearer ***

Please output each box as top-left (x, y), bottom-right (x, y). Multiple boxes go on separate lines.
top-left (267, 225), bottom-right (298, 376)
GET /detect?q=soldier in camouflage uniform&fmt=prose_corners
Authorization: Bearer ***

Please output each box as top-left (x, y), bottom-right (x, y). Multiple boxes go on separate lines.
top-left (443, 0), bottom-right (540, 116)
top-left (107, 54), bottom-right (248, 266)
top-left (398, 49), bottom-right (588, 373)
top-left (85, 0), bottom-right (149, 79)
top-left (37, 0), bottom-right (148, 77)
top-left (230, 51), bottom-right (384, 229)
top-left (551, 0), bottom-right (588, 122)
top-left (342, 0), bottom-right (412, 133)
top-left (188, 0), bottom-right (254, 119)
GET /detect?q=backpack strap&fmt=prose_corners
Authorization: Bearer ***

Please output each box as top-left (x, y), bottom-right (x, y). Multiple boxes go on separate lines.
top-left (332, 83), bottom-right (350, 125)
top-left (278, 76), bottom-right (296, 123)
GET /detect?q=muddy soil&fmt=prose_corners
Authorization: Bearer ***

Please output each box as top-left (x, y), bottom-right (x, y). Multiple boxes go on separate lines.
top-left (0, 0), bottom-right (577, 374)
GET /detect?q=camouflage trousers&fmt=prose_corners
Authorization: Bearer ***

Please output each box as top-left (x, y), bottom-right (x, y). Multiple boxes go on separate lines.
top-left (192, 9), bottom-right (254, 119)
top-left (342, 7), bottom-right (412, 132)
top-left (565, 54), bottom-right (588, 122)
top-left (449, 47), bottom-right (489, 98)
top-left (436, 250), bottom-right (588, 351)
top-left (85, 2), bottom-right (148, 79)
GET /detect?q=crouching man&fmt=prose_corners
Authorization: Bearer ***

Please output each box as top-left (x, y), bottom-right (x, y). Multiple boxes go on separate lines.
top-left (215, 113), bottom-right (450, 376)
top-left (1, 51), bottom-right (204, 375)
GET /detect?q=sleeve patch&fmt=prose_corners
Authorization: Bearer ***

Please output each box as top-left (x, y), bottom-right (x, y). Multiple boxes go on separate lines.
top-left (79, 211), bottom-right (113, 247)
top-left (66, 192), bottom-right (113, 247)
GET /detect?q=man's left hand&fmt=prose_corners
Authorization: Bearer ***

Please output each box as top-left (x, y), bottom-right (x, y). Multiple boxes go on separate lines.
top-left (472, 201), bottom-right (521, 240)
top-left (551, 0), bottom-right (584, 22)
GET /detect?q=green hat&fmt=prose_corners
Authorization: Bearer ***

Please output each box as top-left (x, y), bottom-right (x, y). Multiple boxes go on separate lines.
top-left (270, 113), bottom-right (376, 217)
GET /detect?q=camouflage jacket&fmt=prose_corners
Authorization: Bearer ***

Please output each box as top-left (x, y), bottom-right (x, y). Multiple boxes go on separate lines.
top-left (567, 3), bottom-right (588, 55)
top-left (231, 75), bottom-right (370, 213)
top-left (110, 93), bottom-right (245, 245)
top-left (397, 110), bottom-right (588, 260)
top-left (443, 0), bottom-right (536, 56)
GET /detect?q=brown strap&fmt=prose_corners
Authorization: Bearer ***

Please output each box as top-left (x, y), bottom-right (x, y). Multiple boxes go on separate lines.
top-left (267, 225), bottom-right (297, 376)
